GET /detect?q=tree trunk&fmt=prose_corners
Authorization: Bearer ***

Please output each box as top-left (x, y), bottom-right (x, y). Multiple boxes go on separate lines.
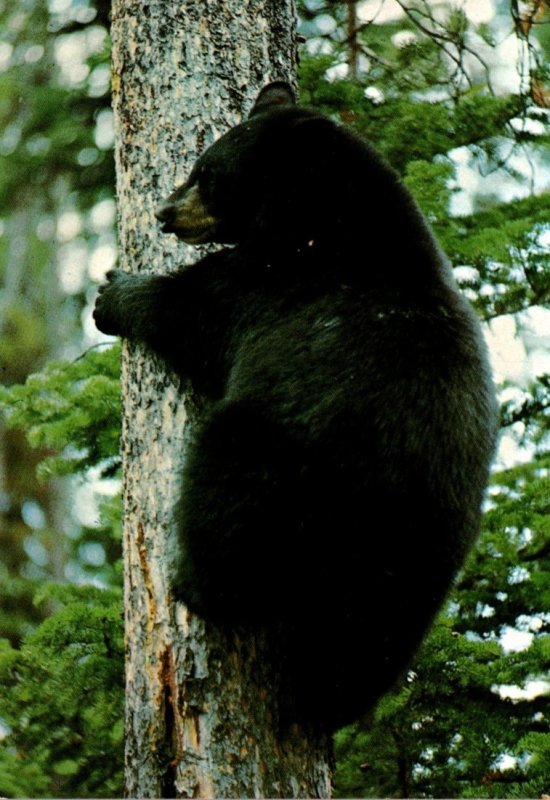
top-left (347, 0), bottom-right (359, 80)
top-left (110, 2), bottom-right (332, 796)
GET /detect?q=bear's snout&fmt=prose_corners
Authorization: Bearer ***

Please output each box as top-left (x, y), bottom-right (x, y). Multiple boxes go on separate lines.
top-left (155, 201), bottom-right (176, 225)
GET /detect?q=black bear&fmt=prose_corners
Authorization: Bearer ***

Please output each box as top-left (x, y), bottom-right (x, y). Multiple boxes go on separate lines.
top-left (94, 82), bottom-right (497, 731)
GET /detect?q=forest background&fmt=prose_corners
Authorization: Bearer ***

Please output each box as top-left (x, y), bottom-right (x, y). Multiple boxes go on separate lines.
top-left (0, 0), bottom-right (548, 797)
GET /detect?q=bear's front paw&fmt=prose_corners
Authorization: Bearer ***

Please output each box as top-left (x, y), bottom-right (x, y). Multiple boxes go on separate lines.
top-left (93, 270), bottom-right (131, 336)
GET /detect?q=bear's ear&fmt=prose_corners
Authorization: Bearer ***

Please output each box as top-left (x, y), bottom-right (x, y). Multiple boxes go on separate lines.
top-left (249, 81), bottom-right (296, 118)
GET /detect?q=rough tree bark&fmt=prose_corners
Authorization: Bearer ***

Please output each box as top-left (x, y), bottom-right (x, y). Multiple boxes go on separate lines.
top-left (110, 2), bottom-right (332, 796)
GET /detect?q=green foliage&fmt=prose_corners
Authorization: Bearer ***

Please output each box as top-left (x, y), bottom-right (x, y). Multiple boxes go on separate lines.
top-left (300, 57), bottom-right (525, 174)
top-left (0, 1), bottom-right (114, 212)
top-left (333, 457), bottom-right (550, 798)
top-left (0, 571), bottom-right (43, 646)
top-left (0, 345), bottom-right (123, 795)
top-left (501, 374), bottom-right (550, 446)
top-left (0, 342), bottom-right (123, 584)
top-left (403, 160), bottom-right (456, 225)
top-left (0, 344), bottom-right (121, 479)
top-left (75, 490), bottom-right (124, 588)
top-left (0, 301), bottom-right (49, 379)
top-left (444, 196), bottom-right (550, 318)
top-left (300, 57), bottom-right (526, 168)
top-left (334, 620), bottom-right (507, 798)
top-left (0, 584), bottom-right (124, 798)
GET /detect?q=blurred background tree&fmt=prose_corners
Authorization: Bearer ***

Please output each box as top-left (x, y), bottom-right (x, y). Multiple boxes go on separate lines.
top-left (0, 0), bottom-right (548, 796)
top-left (0, 0), bottom-right (116, 643)
top-left (0, 0), bottom-right (123, 795)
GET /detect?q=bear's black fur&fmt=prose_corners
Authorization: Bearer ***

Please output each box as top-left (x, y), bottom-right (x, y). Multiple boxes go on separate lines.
top-left (94, 82), bottom-right (497, 731)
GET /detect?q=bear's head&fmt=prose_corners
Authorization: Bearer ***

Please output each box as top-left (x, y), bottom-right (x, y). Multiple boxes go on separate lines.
top-left (155, 82), bottom-right (371, 251)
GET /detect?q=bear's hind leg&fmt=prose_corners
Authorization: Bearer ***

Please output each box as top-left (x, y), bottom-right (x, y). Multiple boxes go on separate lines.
top-left (173, 403), bottom-right (304, 626)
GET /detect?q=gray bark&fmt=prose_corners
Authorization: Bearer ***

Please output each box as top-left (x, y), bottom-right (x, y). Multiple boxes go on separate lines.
top-left (110, 2), bottom-right (332, 796)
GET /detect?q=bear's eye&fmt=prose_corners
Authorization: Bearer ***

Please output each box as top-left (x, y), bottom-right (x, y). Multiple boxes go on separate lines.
top-left (198, 164), bottom-right (213, 190)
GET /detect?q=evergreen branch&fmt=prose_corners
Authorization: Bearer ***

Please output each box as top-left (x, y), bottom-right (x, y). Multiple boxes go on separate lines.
top-left (404, 0), bottom-right (500, 98)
